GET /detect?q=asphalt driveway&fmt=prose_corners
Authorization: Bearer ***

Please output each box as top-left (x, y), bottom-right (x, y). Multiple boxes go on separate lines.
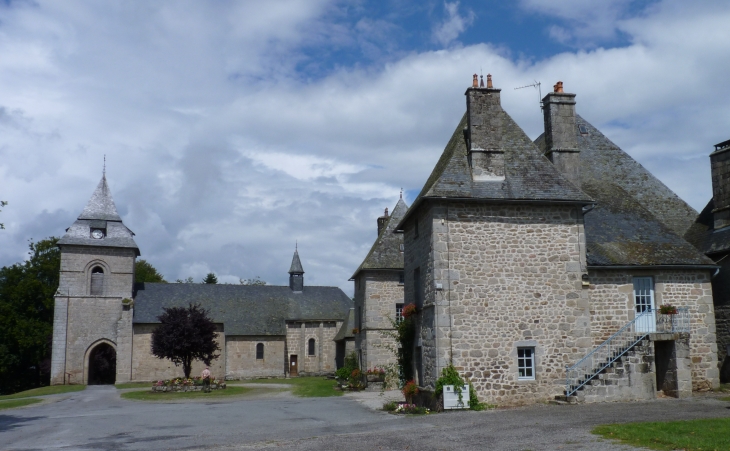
top-left (1, 386), bottom-right (728, 451)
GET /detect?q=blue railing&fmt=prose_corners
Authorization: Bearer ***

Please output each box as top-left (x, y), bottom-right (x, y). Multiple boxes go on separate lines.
top-left (565, 307), bottom-right (690, 397)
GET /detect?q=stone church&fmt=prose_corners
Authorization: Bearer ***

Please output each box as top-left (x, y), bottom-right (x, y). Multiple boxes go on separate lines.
top-left (357, 75), bottom-right (719, 406)
top-left (50, 179), bottom-right (352, 385)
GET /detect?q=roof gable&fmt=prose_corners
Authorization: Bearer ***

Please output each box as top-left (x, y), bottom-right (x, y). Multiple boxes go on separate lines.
top-left (352, 198), bottom-right (408, 278)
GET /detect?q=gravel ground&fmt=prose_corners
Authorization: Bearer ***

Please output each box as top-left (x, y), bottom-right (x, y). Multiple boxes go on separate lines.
top-left (1, 385), bottom-right (728, 451)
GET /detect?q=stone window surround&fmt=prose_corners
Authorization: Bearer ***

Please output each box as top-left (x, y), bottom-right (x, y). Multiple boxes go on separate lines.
top-left (256, 343), bottom-right (264, 360)
top-left (84, 259), bottom-right (110, 296)
top-left (308, 338), bottom-right (316, 356)
top-left (513, 340), bottom-right (540, 383)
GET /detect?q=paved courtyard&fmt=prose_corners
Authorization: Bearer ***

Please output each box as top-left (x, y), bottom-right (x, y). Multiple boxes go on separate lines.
top-left (1, 385), bottom-right (729, 451)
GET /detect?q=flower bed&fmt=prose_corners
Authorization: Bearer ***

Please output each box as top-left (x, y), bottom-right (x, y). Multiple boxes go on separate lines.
top-left (151, 377), bottom-right (227, 392)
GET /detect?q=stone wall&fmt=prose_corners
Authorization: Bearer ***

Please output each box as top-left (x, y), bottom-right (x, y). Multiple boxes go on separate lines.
top-left (51, 246), bottom-right (136, 385)
top-left (285, 321), bottom-right (340, 375)
top-left (405, 201), bottom-right (591, 406)
top-left (354, 271), bottom-right (403, 371)
top-left (225, 336), bottom-right (285, 379)
top-left (588, 269), bottom-right (718, 390)
top-left (130, 324), bottom-right (225, 381)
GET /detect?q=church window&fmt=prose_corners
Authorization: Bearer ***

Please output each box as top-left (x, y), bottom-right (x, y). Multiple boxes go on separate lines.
top-left (256, 343), bottom-right (264, 359)
top-left (308, 338), bottom-right (316, 356)
top-left (90, 266), bottom-right (104, 296)
top-left (398, 271), bottom-right (404, 284)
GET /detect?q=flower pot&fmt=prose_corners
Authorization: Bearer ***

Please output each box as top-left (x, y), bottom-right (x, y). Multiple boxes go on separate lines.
top-left (366, 374), bottom-right (385, 382)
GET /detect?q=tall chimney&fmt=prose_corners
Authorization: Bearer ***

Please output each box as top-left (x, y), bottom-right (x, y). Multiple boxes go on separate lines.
top-left (542, 81), bottom-right (580, 186)
top-left (711, 139), bottom-right (730, 229)
top-left (465, 74), bottom-right (505, 181)
top-left (377, 207), bottom-right (389, 235)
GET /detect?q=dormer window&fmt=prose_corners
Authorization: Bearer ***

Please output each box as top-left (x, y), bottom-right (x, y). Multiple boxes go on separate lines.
top-left (578, 124), bottom-right (589, 135)
top-left (90, 266), bottom-right (104, 296)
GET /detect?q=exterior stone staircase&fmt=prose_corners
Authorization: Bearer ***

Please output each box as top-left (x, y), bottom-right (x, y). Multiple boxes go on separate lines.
top-left (555, 337), bottom-right (656, 404)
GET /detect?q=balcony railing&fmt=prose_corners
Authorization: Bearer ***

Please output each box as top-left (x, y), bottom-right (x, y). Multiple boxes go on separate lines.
top-left (565, 307), bottom-right (690, 397)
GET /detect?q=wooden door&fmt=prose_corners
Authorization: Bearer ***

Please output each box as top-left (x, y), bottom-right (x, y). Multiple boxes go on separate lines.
top-left (289, 355), bottom-right (298, 377)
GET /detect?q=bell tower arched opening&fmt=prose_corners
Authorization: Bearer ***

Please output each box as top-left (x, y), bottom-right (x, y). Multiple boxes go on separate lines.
top-left (87, 342), bottom-right (116, 385)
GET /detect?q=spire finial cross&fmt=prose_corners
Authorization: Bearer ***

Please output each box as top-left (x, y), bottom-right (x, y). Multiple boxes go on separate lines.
top-left (103, 155), bottom-right (106, 177)
top-left (400, 187), bottom-right (403, 199)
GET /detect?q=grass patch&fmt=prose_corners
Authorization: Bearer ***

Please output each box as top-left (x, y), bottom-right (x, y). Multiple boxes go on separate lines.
top-left (0, 398), bottom-right (43, 410)
top-left (593, 418), bottom-right (730, 451)
top-left (121, 386), bottom-right (252, 401)
top-left (115, 382), bottom-right (155, 389)
top-left (245, 377), bottom-right (342, 397)
top-left (0, 385), bottom-right (85, 400)
top-left (719, 396), bottom-right (730, 402)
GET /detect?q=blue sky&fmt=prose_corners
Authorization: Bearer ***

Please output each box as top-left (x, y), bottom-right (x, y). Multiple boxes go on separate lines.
top-left (1, 0), bottom-right (729, 294)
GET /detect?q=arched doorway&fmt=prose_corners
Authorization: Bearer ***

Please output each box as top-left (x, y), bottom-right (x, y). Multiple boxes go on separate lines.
top-left (88, 343), bottom-right (116, 385)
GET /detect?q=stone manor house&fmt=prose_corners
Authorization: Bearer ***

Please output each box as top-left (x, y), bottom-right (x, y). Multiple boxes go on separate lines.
top-left (354, 75), bottom-right (721, 405)
top-left (50, 182), bottom-right (352, 385)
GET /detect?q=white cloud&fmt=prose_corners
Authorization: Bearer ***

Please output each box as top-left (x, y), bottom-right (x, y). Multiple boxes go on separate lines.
top-left (432, 2), bottom-right (475, 47)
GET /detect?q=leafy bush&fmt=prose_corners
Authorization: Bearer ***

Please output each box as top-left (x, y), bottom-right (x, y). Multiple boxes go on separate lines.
top-left (382, 401), bottom-right (398, 411)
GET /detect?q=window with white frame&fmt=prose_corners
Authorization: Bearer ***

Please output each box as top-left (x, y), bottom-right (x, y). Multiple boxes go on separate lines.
top-left (395, 303), bottom-right (404, 322)
top-left (517, 347), bottom-right (535, 380)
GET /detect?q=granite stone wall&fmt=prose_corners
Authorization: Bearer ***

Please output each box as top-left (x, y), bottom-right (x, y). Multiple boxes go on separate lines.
top-left (588, 269), bottom-right (718, 390)
top-left (51, 246), bottom-right (136, 385)
top-left (405, 201), bottom-right (591, 406)
top-left (225, 336), bottom-right (285, 379)
top-left (130, 324), bottom-right (225, 381)
top-left (285, 321), bottom-right (340, 376)
top-left (355, 271), bottom-right (403, 371)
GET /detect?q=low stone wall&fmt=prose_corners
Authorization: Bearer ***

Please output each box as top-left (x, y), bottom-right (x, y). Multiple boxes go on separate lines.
top-left (152, 383), bottom-right (226, 392)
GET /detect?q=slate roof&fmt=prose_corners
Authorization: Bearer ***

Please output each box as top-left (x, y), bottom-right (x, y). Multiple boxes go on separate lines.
top-left (133, 283), bottom-right (353, 336)
top-left (684, 199), bottom-right (730, 257)
top-left (398, 109), bottom-right (593, 229)
top-left (58, 175), bottom-right (140, 255)
top-left (333, 308), bottom-right (355, 341)
top-left (351, 198), bottom-right (408, 279)
top-left (289, 250), bottom-right (304, 274)
top-left (535, 115), bottom-right (713, 267)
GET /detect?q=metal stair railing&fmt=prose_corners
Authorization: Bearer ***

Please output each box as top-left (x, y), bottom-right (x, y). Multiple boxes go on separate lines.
top-left (564, 307), bottom-right (691, 397)
top-left (565, 309), bottom-right (652, 397)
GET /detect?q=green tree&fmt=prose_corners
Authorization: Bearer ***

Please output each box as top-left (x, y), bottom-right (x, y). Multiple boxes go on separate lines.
top-left (239, 276), bottom-right (266, 286)
top-left (150, 304), bottom-right (220, 378)
top-left (0, 200), bottom-right (7, 229)
top-left (175, 276), bottom-right (194, 283)
top-left (0, 237), bottom-right (60, 394)
top-left (135, 259), bottom-right (166, 283)
top-left (202, 273), bottom-right (218, 284)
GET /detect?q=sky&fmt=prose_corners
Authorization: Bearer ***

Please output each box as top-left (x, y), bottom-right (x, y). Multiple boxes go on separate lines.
top-left (1, 0), bottom-right (730, 295)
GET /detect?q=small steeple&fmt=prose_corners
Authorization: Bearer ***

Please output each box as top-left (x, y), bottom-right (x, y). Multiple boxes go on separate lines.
top-left (79, 174), bottom-right (122, 221)
top-left (289, 246), bottom-right (304, 292)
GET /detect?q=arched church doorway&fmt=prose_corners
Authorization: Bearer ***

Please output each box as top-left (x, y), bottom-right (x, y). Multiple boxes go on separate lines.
top-left (88, 343), bottom-right (116, 385)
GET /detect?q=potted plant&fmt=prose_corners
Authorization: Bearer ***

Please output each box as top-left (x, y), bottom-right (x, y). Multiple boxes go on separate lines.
top-left (366, 367), bottom-right (386, 382)
top-left (659, 304), bottom-right (678, 315)
top-left (402, 303), bottom-right (417, 319)
top-left (402, 379), bottom-right (419, 404)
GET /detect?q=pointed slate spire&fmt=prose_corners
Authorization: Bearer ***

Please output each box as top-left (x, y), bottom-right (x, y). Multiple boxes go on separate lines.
top-left (58, 173), bottom-right (139, 255)
top-left (78, 174), bottom-right (122, 221)
top-left (289, 247), bottom-right (304, 291)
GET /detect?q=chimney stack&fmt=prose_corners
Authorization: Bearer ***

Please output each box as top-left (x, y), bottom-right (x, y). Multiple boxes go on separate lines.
top-left (465, 73), bottom-right (505, 181)
top-left (542, 81), bottom-right (580, 187)
top-left (711, 139), bottom-right (730, 229)
top-left (377, 207), bottom-right (389, 235)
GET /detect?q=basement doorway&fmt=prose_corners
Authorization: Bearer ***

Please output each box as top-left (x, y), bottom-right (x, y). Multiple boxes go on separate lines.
top-left (655, 340), bottom-right (678, 397)
top-left (88, 342), bottom-right (116, 385)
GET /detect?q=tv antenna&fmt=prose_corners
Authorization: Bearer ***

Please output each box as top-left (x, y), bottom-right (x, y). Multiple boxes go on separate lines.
top-left (515, 81), bottom-right (542, 110)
